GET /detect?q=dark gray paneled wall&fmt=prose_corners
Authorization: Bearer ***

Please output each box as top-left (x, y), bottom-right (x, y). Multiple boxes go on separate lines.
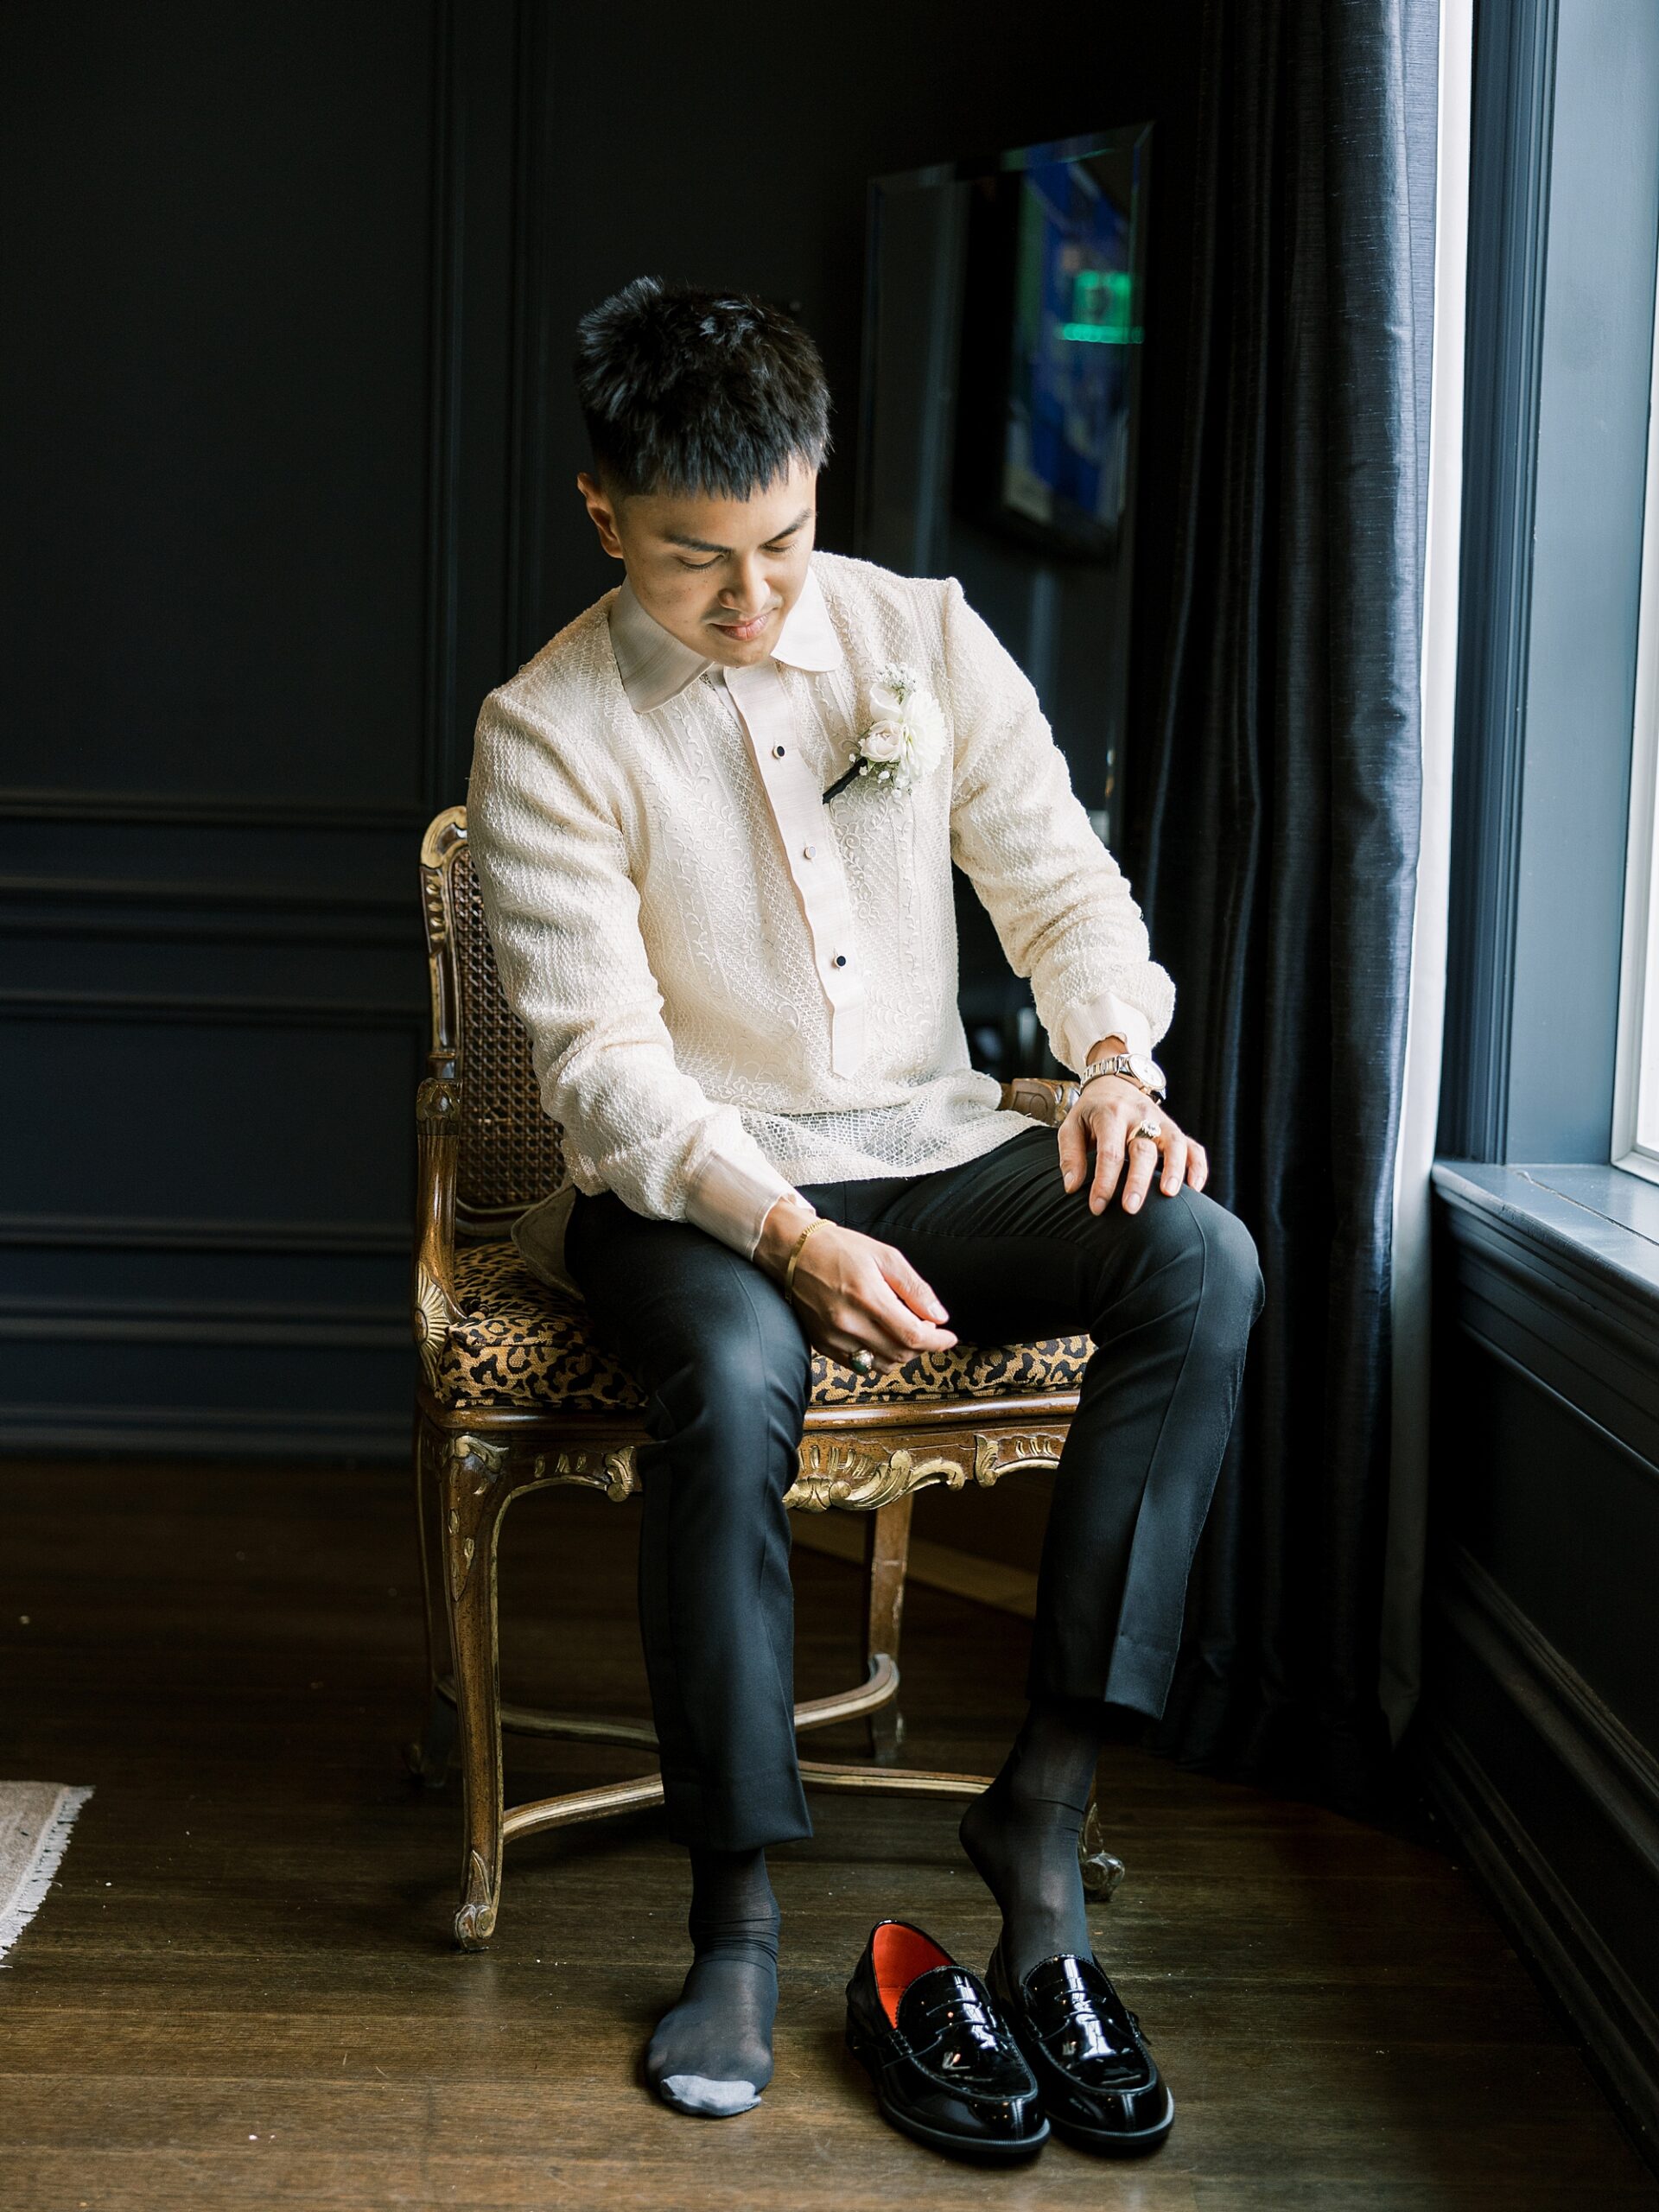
top-left (2, 2), bottom-right (1200, 1456)
top-left (1, 1), bottom-right (553, 1452)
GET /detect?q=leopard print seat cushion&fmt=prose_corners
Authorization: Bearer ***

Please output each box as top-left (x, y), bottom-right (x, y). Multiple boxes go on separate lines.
top-left (436, 1240), bottom-right (1092, 1414)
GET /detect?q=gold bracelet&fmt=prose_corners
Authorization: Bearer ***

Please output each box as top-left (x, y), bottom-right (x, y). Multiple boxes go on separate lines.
top-left (783, 1215), bottom-right (827, 1302)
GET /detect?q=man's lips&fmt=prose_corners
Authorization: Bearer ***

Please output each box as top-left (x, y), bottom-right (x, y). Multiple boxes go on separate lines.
top-left (709, 608), bottom-right (777, 643)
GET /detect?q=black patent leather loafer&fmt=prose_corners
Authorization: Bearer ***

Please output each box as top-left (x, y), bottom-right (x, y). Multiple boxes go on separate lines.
top-left (846, 1921), bottom-right (1048, 2161)
top-left (988, 1942), bottom-right (1174, 2155)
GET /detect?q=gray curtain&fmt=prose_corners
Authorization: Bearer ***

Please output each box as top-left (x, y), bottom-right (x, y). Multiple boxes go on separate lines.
top-left (1129, 0), bottom-right (1440, 1811)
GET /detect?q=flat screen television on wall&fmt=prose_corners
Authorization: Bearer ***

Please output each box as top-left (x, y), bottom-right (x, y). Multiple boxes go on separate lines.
top-left (954, 150), bottom-right (1145, 563)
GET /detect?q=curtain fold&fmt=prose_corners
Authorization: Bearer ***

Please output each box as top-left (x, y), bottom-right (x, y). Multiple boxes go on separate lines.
top-left (1130, 0), bottom-right (1438, 1811)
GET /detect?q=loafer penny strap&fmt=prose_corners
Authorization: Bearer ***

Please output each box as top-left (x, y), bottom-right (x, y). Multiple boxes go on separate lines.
top-left (897, 1966), bottom-right (1009, 2069)
top-left (1022, 1956), bottom-right (1153, 2083)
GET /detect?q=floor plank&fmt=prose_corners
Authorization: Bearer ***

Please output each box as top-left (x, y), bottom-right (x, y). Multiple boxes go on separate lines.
top-left (0, 1458), bottom-right (1652, 2210)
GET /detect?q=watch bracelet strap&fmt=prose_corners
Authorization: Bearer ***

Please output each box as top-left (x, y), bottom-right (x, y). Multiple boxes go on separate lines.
top-left (1078, 1059), bottom-right (1164, 1102)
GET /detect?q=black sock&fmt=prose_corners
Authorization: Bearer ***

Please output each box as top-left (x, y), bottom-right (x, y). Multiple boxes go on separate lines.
top-left (960, 1694), bottom-right (1106, 1983)
top-left (645, 1847), bottom-right (779, 2117)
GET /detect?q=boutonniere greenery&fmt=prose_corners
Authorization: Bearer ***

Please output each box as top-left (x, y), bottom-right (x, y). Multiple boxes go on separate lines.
top-left (823, 664), bottom-right (948, 801)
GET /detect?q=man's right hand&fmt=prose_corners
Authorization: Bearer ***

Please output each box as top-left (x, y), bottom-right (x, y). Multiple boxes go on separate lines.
top-left (754, 1197), bottom-right (957, 1373)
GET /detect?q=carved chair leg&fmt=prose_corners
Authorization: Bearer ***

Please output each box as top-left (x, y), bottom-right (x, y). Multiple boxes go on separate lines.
top-left (442, 1435), bottom-right (512, 1949)
top-left (864, 1496), bottom-right (913, 1764)
top-left (407, 1412), bottom-right (455, 1789)
top-left (1078, 1780), bottom-right (1127, 1898)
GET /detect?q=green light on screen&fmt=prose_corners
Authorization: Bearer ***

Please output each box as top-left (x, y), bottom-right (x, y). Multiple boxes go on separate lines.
top-left (1062, 268), bottom-right (1141, 344)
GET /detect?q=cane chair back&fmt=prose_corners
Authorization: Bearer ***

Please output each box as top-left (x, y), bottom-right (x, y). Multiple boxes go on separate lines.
top-left (421, 806), bottom-right (563, 1235)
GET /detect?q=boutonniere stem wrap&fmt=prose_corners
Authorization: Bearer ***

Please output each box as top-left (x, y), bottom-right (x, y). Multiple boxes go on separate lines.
top-left (823, 664), bottom-right (947, 802)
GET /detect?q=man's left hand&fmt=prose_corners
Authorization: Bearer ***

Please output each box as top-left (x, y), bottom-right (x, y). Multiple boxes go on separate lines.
top-left (1058, 1077), bottom-right (1209, 1216)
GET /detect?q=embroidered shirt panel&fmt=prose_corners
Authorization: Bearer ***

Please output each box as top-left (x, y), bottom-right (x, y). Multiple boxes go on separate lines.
top-left (467, 552), bottom-right (1173, 1263)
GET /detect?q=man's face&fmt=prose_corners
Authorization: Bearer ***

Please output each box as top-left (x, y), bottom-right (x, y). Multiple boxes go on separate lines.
top-left (577, 456), bottom-right (818, 668)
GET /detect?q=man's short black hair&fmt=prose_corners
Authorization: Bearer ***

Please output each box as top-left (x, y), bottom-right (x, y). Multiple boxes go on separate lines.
top-left (575, 276), bottom-right (831, 500)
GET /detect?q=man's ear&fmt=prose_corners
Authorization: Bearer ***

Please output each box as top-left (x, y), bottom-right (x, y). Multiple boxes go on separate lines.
top-left (576, 471), bottom-right (625, 562)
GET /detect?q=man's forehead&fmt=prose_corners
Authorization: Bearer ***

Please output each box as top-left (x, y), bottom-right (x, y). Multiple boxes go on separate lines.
top-left (627, 472), bottom-right (817, 550)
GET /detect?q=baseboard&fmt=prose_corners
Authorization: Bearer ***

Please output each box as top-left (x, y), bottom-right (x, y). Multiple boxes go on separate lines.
top-left (0, 1402), bottom-right (410, 1460)
top-left (1417, 1549), bottom-right (1659, 2167)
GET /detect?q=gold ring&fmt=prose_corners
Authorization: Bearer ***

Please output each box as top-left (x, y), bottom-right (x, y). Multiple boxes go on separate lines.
top-left (1131, 1119), bottom-right (1165, 1147)
top-left (850, 1348), bottom-right (875, 1376)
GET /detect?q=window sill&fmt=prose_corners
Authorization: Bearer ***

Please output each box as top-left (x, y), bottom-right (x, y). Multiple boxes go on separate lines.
top-left (1432, 1160), bottom-right (1659, 1322)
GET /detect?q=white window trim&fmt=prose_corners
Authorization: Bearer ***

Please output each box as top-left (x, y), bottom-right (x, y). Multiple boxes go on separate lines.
top-left (1611, 236), bottom-right (1659, 1185)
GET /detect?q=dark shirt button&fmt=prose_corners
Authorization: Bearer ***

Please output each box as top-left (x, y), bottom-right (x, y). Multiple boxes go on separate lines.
top-left (772, 744), bottom-right (785, 758)
top-left (833, 953), bottom-right (849, 968)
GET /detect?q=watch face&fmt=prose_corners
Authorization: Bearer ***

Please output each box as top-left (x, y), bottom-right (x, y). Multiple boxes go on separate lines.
top-left (1129, 1055), bottom-right (1165, 1091)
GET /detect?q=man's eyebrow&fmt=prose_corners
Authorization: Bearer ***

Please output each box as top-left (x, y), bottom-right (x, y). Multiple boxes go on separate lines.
top-left (663, 508), bottom-right (812, 555)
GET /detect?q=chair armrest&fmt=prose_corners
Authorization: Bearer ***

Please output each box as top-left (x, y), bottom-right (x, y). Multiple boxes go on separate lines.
top-left (413, 1076), bottom-right (462, 1388)
top-left (998, 1075), bottom-right (1079, 1128)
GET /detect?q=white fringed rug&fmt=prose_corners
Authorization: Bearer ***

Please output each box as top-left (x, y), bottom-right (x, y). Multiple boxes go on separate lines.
top-left (0, 1783), bottom-right (92, 1961)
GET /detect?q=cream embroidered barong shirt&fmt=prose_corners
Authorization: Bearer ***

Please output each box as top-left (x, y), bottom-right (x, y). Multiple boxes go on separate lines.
top-left (467, 550), bottom-right (1174, 1285)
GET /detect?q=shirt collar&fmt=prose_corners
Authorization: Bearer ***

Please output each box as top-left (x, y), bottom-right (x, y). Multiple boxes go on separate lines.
top-left (608, 561), bottom-right (843, 715)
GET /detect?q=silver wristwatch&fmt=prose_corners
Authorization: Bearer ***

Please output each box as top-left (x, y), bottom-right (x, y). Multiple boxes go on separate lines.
top-left (1079, 1051), bottom-right (1166, 1102)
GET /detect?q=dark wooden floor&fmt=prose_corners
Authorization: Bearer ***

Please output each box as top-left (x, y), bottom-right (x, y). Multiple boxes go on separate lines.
top-left (1, 1459), bottom-right (1653, 2211)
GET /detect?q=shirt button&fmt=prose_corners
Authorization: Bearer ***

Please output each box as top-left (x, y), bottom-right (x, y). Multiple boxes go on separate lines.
top-left (802, 843), bottom-right (817, 860)
top-left (772, 744), bottom-right (785, 758)
top-left (832, 953), bottom-right (849, 968)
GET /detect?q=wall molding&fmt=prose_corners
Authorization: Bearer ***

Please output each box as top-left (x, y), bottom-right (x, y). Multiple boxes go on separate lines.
top-left (0, 1402), bottom-right (410, 1459)
top-left (422, 0), bottom-right (465, 810)
top-left (1, 1297), bottom-right (410, 1351)
top-left (0, 880), bottom-right (420, 948)
top-left (1419, 1546), bottom-right (1659, 2158)
top-left (0, 790), bottom-right (427, 831)
top-left (0, 874), bottom-right (414, 915)
top-left (0, 990), bottom-right (424, 1030)
top-left (0, 1214), bottom-right (410, 1255)
top-left (504, 0), bottom-right (555, 668)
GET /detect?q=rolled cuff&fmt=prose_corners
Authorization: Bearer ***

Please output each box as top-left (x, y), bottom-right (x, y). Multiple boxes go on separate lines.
top-left (1053, 989), bottom-right (1154, 1074)
top-left (683, 1143), bottom-right (798, 1260)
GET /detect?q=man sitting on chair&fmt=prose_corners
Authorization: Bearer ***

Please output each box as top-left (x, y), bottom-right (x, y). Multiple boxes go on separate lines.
top-left (467, 277), bottom-right (1263, 2131)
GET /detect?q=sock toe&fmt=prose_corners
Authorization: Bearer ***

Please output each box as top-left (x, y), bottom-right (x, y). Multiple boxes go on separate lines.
top-left (658, 2073), bottom-right (761, 2117)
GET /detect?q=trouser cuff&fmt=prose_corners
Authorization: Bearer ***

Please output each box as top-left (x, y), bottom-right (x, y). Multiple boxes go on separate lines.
top-left (661, 1762), bottom-right (815, 1853)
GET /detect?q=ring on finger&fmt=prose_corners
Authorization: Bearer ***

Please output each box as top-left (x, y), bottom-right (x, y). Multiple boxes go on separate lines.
top-left (849, 1347), bottom-right (876, 1376)
top-left (1131, 1118), bottom-right (1165, 1147)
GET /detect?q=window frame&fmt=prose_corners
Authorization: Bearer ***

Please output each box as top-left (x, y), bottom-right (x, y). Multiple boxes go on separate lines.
top-left (1611, 245), bottom-right (1659, 1186)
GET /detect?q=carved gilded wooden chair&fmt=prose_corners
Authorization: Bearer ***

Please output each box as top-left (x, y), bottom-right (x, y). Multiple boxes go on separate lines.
top-left (410, 804), bottom-right (1123, 1948)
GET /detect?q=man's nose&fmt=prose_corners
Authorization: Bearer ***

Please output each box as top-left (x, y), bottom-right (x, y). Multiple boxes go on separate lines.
top-left (721, 556), bottom-right (770, 612)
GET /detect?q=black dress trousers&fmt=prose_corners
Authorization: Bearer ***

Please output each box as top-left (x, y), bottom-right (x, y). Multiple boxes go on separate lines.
top-left (563, 1122), bottom-right (1264, 1853)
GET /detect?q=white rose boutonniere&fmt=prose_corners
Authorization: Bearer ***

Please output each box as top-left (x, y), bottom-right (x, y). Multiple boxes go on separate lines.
top-left (823, 664), bottom-right (948, 800)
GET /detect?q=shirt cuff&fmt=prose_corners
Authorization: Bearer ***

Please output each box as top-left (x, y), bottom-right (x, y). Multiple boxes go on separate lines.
top-left (683, 1144), bottom-right (798, 1260)
top-left (1054, 990), bottom-right (1154, 1073)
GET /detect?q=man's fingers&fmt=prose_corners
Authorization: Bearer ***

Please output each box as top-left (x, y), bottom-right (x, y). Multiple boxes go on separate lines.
top-left (1121, 1133), bottom-right (1159, 1213)
top-left (1186, 1141), bottom-right (1209, 1191)
top-left (1089, 1117), bottom-right (1127, 1213)
top-left (856, 1274), bottom-right (957, 1362)
top-left (1058, 1113), bottom-right (1090, 1193)
top-left (1159, 1132), bottom-right (1188, 1197)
